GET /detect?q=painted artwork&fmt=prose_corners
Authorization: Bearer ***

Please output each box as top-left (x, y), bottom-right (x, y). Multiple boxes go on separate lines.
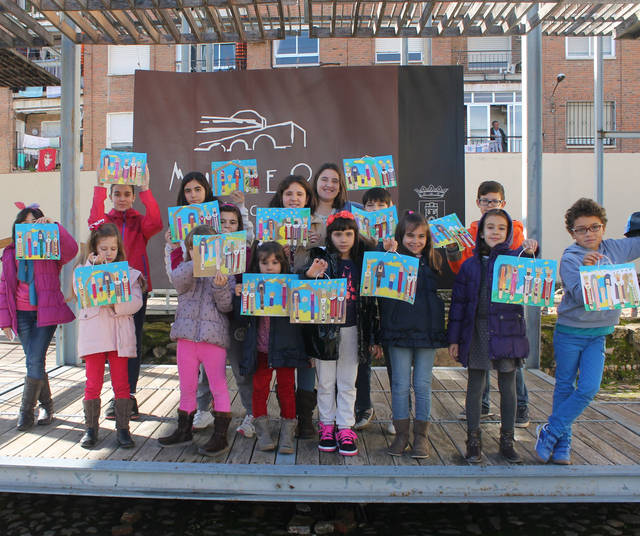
top-left (14, 223), bottom-right (60, 260)
top-left (98, 150), bottom-right (147, 186)
top-left (256, 208), bottom-right (311, 247)
top-left (492, 255), bottom-right (557, 307)
top-left (192, 231), bottom-right (247, 277)
top-left (167, 201), bottom-right (221, 242)
top-left (360, 251), bottom-right (420, 304)
top-left (211, 159), bottom-right (259, 196)
top-left (289, 278), bottom-right (348, 324)
top-left (74, 261), bottom-right (132, 309)
top-left (579, 263), bottom-right (640, 311)
top-left (428, 214), bottom-right (475, 249)
top-left (240, 274), bottom-right (300, 317)
top-left (352, 206), bottom-right (398, 241)
top-left (343, 155), bottom-right (397, 191)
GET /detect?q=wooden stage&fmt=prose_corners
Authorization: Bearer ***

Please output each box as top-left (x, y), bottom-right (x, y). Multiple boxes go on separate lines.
top-left (1, 340), bottom-right (640, 503)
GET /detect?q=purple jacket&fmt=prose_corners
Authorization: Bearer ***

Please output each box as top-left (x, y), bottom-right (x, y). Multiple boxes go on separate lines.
top-left (0, 223), bottom-right (78, 333)
top-left (447, 212), bottom-right (529, 366)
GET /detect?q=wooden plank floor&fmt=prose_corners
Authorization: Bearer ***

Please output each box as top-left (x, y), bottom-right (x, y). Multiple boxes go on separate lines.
top-left (0, 340), bottom-right (639, 469)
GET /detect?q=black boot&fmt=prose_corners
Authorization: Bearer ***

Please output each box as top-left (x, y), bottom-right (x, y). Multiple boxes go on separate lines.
top-left (37, 374), bottom-right (54, 425)
top-left (499, 429), bottom-right (522, 464)
top-left (296, 389), bottom-right (317, 439)
top-left (17, 377), bottom-right (43, 431)
top-left (115, 398), bottom-right (135, 449)
top-left (80, 398), bottom-right (101, 449)
top-left (199, 412), bottom-right (232, 457)
top-left (465, 429), bottom-right (482, 464)
top-left (158, 410), bottom-right (194, 446)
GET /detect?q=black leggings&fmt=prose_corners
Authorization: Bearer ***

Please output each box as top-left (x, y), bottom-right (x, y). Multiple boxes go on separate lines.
top-left (466, 369), bottom-right (516, 433)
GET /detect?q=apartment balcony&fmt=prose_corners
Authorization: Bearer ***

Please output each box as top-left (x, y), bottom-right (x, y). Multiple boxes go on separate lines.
top-left (32, 58), bottom-right (61, 79)
top-left (465, 136), bottom-right (522, 153)
top-left (453, 49), bottom-right (521, 81)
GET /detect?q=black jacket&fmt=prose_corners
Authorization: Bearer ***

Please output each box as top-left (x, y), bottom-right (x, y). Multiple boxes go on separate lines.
top-left (234, 295), bottom-right (309, 375)
top-left (379, 255), bottom-right (446, 348)
top-left (300, 246), bottom-right (379, 363)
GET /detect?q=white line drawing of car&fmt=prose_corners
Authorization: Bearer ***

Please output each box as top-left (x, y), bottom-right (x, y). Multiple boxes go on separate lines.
top-left (194, 109), bottom-right (307, 152)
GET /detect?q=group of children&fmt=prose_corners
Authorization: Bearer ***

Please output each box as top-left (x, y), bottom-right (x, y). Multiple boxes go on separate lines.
top-left (1, 163), bottom-right (638, 466)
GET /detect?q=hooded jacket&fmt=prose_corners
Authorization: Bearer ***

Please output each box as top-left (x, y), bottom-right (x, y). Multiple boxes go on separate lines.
top-left (447, 211), bottom-right (530, 366)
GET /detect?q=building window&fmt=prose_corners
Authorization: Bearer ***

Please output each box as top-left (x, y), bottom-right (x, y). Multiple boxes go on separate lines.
top-left (566, 101), bottom-right (615, 146)
top-left (464, 91), bottom-right (522, 152)
top-left (466, 36), bottom-right (512, 72)
top-left (375, 38), bottom-right (423, 64)
top-left (106, 112), bottom-right (134, 150)
top-left (41, 120), bottom-right (61, 138)
top-left (565, 37), bottom-right (615, 59)
top-left (187, 43), bottom-right (236, 72)
top-left (273, 35), bottom-right (319, 67)
top-left (108, 45), bottom-right (150, 76)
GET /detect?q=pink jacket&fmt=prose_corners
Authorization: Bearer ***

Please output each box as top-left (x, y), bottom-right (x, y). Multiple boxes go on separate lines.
top-left (0, 223), bottom-right (78, 333)
top-left (77, 265), bottom-right (143, 359)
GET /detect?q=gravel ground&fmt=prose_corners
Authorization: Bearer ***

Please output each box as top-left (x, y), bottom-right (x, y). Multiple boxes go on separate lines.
top-left (2, 494), bottom-right (640, 535)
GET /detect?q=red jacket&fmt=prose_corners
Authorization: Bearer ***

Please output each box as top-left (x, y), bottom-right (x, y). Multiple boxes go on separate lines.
top-left (446, 219), bottom-right (525, 275)
top-left (88, 186), bottom-right (163, 291)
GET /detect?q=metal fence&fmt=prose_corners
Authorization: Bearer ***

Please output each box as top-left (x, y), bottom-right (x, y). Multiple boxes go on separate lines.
top-left (453, 49), bottom-right (520, 75)
top-left (465, 136), bottom-right (522, 153)
top-left (566, 101), bottom-right (616, 147)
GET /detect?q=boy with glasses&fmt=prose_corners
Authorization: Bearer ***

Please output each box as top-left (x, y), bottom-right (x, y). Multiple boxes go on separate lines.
top-left (446, 180), bottom-right (530, 427)
top-left (536, 199), bottom-right (640, 464)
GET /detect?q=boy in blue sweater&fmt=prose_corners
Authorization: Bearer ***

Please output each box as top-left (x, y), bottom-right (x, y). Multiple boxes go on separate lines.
top-left (536, 199), bottom-right (640, 464)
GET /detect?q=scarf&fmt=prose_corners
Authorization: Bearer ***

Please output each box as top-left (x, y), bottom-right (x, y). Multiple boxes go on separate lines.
top-left (17, 259), bottom-right (38, 306)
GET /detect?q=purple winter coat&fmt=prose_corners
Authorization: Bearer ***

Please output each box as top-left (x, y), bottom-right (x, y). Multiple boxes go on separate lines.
top-left (0, 223), bottom-right (78, 333)
top-left (447, 211), bottom-right (530, 367)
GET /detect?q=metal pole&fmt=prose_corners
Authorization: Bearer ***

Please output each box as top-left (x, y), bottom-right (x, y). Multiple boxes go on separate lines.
top-left (400, 37), bottom-right (408, 66)
top-left (57, 29), bottom-right (81, 366)
top-left (522, 7), bottom-right (542, 369)
top-left (594, 35), bottom-right (604, 205)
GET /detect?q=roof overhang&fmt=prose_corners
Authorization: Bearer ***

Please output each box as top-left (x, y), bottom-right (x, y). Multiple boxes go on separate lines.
top-left (0, 48), bottom-right (60, 88)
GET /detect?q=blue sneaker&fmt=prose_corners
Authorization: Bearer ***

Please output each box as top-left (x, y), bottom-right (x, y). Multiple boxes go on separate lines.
top-left (535, 423), bottom-right (558, 463)
top-left (551, 433), bottom-right (572, 465)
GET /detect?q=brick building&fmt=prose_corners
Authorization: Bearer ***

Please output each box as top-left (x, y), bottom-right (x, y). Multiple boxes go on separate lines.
top-left (3, 34), bottom-right (640, 174)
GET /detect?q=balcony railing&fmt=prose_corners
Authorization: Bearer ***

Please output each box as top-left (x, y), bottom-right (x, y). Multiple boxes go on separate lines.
top-left (32, 59), bottom-right (61, 79)
top-left (465, 136), bottom-right (522, 153)
top-left (453, 49), bottom-right (520, 75)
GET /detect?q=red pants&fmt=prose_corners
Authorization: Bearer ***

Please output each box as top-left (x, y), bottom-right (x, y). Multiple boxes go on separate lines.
top-left (84, 351), bottom-right (130, 400)
top-left (252, 352), bottom-right (296, 419)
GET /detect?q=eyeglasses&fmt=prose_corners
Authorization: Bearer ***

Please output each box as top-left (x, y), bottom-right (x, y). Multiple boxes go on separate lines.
top-left (572, 223), bottom-right (603, 235)
top-left (477, 198), bottom-right (504, 207)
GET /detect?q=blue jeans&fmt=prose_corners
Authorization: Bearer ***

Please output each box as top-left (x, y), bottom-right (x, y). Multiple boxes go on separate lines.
top-left (16, 310), bottom-right (57, 380)
top-left (482, 366), bottom-right (529, 411)
top-left (548, 329), bottom-right (606, 439)
top-left (388, 346), bottom-right (436, 421)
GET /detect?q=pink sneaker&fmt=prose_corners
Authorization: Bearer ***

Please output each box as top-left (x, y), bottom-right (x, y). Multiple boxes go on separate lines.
top-left (318, 422), bottom-right (337, 452)
top-left (336, 428), bottom-right (358, 456)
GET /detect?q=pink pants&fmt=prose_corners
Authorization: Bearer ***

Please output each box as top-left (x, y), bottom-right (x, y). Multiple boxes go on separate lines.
top-left (177, 339), bottom-right (230, 413)
top-left (84, 351), bottom-right (129, 400)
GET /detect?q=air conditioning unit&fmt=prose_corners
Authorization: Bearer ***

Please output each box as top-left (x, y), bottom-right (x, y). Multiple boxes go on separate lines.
top-left (500, 63), bottom-right (517, 74)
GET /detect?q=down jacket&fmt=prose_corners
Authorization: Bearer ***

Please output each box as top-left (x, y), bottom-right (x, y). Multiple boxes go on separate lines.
top-left (447, 211), bottom-right (530, 366)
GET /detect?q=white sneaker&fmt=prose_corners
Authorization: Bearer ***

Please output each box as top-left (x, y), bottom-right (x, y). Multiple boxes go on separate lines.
top-left (386, 422), bottom-right (396, 435)
top-left (236, 414), bottom-right (255, 438)
top-left (192, 410), bottom-right (214, 431)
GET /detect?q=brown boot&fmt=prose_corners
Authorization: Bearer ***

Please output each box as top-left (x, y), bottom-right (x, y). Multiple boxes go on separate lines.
top-left (80, 398), bottom-right (101, 449)
top-left (387, 419), bottom-right (410, 456)
top-left (199, 411), bottom-right (232, 457)
top-left (115, 398), bottom-right (135, 449)
top-left (411, 420), bottom-right (430, 459)
top-left (158, 409), bottom-right (194, 446)
top-left (279, 418), bottom-right (297, 454)
top-left (254, 415), bottom-right (275, 451)
top-left (295, 389), bottom-right (317, 439)
top-left (465, 429), bottom-right (482, 463)
top-left (17, 377), bottom-right (43, 431)
top-left (499, 429), bottom-right (522, 464)
top-left (37, 374), bottom-right (54, 425)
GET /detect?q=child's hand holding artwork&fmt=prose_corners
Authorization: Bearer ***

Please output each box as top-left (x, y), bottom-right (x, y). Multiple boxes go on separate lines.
top-left (306, 258), bottom-right (328, 279)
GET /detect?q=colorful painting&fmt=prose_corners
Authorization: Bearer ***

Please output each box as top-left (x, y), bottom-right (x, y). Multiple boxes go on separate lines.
top-left (579, 263), bottom-right (640, 311)
top-left (343, 155), bottom-right (397, 191)
top-left (14, 223), bottom-right (60, 260)
top-left (428, 213), bottom-right (475, 249)
top-left (289, 278), bottom-right (348, 324)
top-left (492, 255), bottom-right (557, 307)
top-left (74, 261), bottom-right (132, 309)
top-left (360, 251), bottom-right (420, 304)
top-left (352, 206), bottom-right (397, 241)
top-left (211, 159), bottom-right (259, 196)
top-left (167, 201), bottom-right (221, 242)
top-left (256, 208), bottom-right (311, 247)
top-left (192, 231), bottom-right (247, 277)
top-left (98, 150), bottom-right (147, 186)
top-left (240, 274), bottom-right (300, 317)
